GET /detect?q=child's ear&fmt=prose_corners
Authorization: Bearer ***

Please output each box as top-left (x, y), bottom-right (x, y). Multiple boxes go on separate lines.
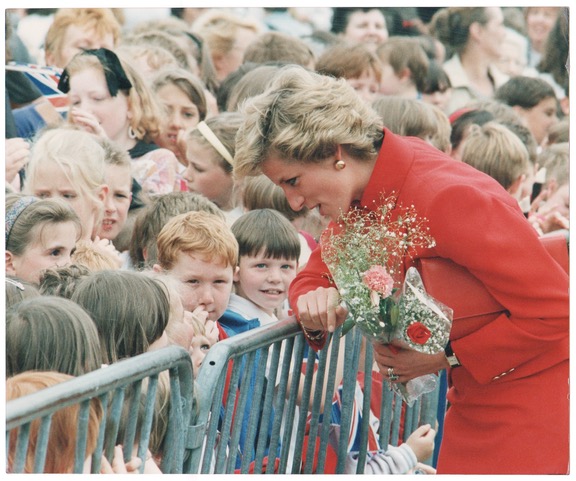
top-left (398, 67), bottom-right (412, 83)
top-left (507, 174), bottom-right (525, 196)
top-left (5, 251), bottom-right (17, 276)
top-left (152, 263), bottom-right (163, 273)
top-left (98, 184), bottom-right (109, 202)
top-left (233, 265), bottom-right (240, 283)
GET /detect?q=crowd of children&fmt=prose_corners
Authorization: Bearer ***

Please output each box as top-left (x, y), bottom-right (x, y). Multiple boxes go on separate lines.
top-left (5, 6), bottom-right (569, 474)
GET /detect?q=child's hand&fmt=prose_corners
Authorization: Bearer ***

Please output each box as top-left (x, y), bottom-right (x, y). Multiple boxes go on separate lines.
top-left (413, 462), bottom-right (436, 474)
top-left (142, 450), bottom-right (163, 474)
top-left (204, 319), bottom-right (219, 345)
top-left (405, 424), bottom-right (436, 462)
top-left (190, 305), bottom-right (209, 324)
top-left (100, 445), bottom-right (142, 474)
top-left (68, 107), bottom-right (108, 138)
top-left (89, 237), bottom-right (123, 268)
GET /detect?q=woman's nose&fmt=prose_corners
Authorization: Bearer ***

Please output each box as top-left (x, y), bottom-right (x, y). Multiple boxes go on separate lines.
top-left (285, 191), bottom-right (306, 212)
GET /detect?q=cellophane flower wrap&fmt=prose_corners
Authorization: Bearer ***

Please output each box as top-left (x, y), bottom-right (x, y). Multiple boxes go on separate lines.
top-left (321, 194), bottom-right (453, 406)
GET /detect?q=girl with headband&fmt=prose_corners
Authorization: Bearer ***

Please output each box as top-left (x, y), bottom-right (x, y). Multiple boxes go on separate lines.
top-left (58, 48), bottom-right (181, 196)
top-left (182, 112), bottom-right (244, 224)
top-left (5, 193), bottom-right (81, 284)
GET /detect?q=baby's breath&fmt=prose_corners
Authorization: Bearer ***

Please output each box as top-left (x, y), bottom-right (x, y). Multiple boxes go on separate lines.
top-left (321, 194), bottom-right (435, 342)
top-left (321, 194), bottom-right (452, 406)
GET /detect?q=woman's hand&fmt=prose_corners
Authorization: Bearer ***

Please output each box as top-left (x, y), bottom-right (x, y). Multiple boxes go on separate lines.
top-left (373, 341), bottom-right (448, 383)
top-left (295, 286), bottom-right (348, 333)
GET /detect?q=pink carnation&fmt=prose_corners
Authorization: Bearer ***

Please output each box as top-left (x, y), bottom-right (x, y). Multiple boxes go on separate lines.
top-left (362, 266), bottom-right (394, 298)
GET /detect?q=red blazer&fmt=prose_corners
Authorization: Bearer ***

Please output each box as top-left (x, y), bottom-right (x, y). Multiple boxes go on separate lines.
top-left (289, 129), bottom-right (569, 473)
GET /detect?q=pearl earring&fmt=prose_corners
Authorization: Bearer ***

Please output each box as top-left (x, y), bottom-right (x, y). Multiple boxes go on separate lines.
top-left (335, 160), bottom-right (346, 170)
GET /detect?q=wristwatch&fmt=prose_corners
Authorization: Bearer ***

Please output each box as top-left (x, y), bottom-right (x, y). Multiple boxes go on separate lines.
top-left (444, 341), bottom-right (461, 368)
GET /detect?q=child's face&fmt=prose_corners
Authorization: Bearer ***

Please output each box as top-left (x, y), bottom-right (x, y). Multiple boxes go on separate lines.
top-left (156, 83), bottom-right (201, 159)
top-left (421, 87), bottom-right (452, 114)
top-left (6, 221), bottom-right (78, 284)
top-left (233, 250), bottom-right (298, 316)
top-left (347, 68), bottom-right (380, 103)
top-left (164, 252), bottom-right (234, 322)
top-left (67, 67), bottom-right (131, 144)
top-left (189, 331), bottom-right (216, 376)
top-left (30, 159), bottom-right (104, 240)
top-left (519, 97), bottom-right (559, 146)
top-left (378, 63), bottom-right (404, 96)
top-left (183, 140), bottom-right (235, 210)
top-left (96, 164), bottom-right (132, 241)
top-left (496, 40), bottom-right (526, 77)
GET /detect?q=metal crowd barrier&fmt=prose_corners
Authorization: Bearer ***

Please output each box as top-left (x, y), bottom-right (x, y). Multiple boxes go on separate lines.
top-left (6, 318), bottom-right (444, 474)
top-left (190, 316), bottom-right (443, 474)
top-left (6, 346), bottom-right (194, 474)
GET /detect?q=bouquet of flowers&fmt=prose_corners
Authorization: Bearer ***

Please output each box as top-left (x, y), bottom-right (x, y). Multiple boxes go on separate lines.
top-left (321, 194), bottom-right (453, 405)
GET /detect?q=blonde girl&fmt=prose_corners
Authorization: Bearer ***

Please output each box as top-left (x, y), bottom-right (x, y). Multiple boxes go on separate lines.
top-left (57, 47), bottom-right (181, 196)
top-left (182, 112), bottom-right (244, 223)
top-left (5, 193), bottom-right (82, 284)
top-left (23, 127), bottom-right (108, 241)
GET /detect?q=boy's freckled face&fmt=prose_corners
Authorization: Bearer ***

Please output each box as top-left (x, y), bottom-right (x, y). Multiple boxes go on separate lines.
top-left (167, 252), bottom-right (234, 322)
top-left (233, 250), bottom-right (298, 316)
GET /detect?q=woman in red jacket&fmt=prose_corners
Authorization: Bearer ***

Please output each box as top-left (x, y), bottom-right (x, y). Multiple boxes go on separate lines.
top-left (233, 65), bottom-right (568, 474)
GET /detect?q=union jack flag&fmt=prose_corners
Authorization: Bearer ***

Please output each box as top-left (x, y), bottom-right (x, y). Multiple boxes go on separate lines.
top-left (6, 62), bottom-right (69, 114)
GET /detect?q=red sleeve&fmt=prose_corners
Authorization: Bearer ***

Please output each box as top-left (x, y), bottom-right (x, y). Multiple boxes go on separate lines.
top-left (288, 236), bottom-right (336, 351)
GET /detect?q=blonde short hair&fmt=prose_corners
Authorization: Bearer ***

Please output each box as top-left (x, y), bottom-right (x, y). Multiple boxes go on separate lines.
top-left (71, 239), bottom-right (122, 271)
top-left (461, 121), bottom-right (530, 190)
top-left (234, 65), bottom-right (383, 179)
top-left (156, 210), bottom-right (238, 270)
